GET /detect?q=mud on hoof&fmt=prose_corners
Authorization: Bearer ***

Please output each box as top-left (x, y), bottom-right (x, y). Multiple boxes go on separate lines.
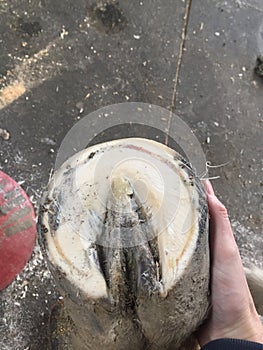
top-left (48, 300), bottom-right (75, 350)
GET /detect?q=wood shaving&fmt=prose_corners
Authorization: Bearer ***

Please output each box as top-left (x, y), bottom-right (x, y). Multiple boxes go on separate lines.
top-left (0, 128), bottom-right (10, 140)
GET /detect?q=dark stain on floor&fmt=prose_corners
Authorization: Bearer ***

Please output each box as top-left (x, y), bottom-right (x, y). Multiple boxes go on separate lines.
top-left (255, 55), bottom-right (263, 77)
top-left (89, 1), bottom-right (127, 34)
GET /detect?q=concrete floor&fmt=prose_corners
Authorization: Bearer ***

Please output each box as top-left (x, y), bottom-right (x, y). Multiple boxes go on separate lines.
top-left (0, 0), bottom-right (262, 349)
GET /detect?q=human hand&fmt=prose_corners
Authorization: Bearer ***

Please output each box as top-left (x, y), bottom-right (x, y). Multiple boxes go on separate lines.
top-left (198, 180), bottom-right (263, 346)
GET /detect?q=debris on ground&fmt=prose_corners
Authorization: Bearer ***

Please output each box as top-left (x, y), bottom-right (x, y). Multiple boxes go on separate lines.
top-left (255, 56), bottom-right (263, 77)
top-left (0, 128), bottom-right (10, 141)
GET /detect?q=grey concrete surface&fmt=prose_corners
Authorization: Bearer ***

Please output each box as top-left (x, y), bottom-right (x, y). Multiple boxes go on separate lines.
top-left (0, 0), bottom-right (262, 349)
top-left (175, 0), bottom-right (263, 265)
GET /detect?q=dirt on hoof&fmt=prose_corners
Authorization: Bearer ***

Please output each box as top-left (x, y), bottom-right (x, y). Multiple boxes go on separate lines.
top-left (48, 300), bottom-right (75, 350)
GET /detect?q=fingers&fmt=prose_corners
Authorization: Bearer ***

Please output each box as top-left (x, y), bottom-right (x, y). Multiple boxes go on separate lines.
top-left (203, 180), bottom-right (239, 263)
top-left (199, 180), bottom-right (263, 346)
top-left (203, 179), bottom-right (215, 196)
top-left (203, 181), bottom-right (252, 304)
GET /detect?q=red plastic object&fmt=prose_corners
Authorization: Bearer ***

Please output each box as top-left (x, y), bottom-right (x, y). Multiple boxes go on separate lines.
top-left (0, 171), bottom-right (36, 290)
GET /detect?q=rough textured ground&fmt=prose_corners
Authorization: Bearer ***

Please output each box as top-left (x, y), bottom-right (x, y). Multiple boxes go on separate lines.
top-left (0, 0), bottom-right (262, 349)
